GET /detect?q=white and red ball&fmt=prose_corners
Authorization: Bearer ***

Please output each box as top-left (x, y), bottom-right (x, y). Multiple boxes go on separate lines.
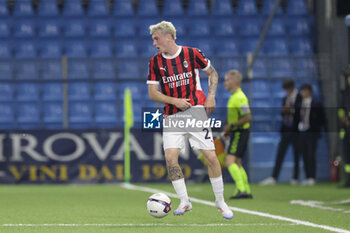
top-left (146, 193), bottom-right (171, 218)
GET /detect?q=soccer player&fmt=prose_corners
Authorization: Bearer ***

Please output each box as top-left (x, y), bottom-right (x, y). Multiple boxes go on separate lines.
top-left (222, 70), bottom-right (252, 199)
top-left (147, 21), bottom-right (233, 220)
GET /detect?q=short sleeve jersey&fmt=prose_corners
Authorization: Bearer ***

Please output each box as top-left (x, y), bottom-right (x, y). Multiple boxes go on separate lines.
top-left (227, 88), bottom-right (250, 130)
top-left (147, 46), bottom-right (211, 116)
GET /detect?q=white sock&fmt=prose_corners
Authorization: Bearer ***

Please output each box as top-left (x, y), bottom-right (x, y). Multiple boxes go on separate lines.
top-left (172, 178), bottom-right (189, 203)
top-left (209, 175), bottom-right (224, 203)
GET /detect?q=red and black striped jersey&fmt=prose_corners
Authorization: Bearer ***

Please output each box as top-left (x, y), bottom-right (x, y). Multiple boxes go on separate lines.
top-left (147, 46), bottom-right (211, 116)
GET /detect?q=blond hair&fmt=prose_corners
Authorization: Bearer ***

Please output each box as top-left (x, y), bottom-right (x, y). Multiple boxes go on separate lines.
top-left (149, 21), bottom-right (177, 40)
top-left (226, 70), bottom-right (242, 83)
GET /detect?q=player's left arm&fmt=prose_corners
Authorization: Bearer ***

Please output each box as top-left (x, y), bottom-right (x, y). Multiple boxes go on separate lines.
top-left (204, 65), bottom-right (218, 116)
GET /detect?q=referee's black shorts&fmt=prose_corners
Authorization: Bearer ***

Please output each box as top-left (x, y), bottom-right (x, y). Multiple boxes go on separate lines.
top-left (227, 129), bottom-right (250, 158)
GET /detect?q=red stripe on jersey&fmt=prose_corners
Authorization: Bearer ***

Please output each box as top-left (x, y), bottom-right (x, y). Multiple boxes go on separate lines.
top-left (165, 57), bottom-right (179, 115)
top-left (165, 58), bottom-right (178, 98)
top-left (192, 48), bottom-right (207, 106)
top-left (194, 69), bottom-right (206, 105)
top-left (196, 90), bottom-right (206, 105)
top-left (174, 55), bottom-right (187, 100)
top-left (183, 47), bottom-right (195, 106)
top-left (155, 54), bottom-right (171, 115)
top-left (148, 57), bottom-right (156, 82)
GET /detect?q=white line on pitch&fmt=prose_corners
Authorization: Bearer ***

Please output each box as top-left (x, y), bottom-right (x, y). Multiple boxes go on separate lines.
top-left (121, 183), bottom-right (350, 233)
top-left (1, 223), bottom-right (296, 227)
top-left (291, 200), bottom-right (350, 213)
top-left (331, 199), bottom-right (350, 205)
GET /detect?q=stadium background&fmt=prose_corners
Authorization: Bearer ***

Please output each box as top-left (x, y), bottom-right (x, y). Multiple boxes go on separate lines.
top-left (0, 0), bottom-right (348, 184)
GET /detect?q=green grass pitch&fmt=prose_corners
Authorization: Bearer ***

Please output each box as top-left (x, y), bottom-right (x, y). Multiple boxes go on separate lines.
top-left (0, 183), bottom-right (349, 233)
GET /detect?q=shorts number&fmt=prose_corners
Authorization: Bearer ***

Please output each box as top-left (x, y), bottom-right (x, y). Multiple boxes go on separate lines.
top-left (203, 128), bottom-right (211, 140)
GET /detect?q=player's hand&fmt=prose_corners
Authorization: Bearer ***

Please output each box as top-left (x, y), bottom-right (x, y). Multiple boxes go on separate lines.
top-left (281, 105), bottom-right (291, 114)
top-left (223, 133), bottom-right (229, 140)
top-left (341, 117), bottom-right (350, 128)
top-left (205, 94), bottom-right (216, 116)
top-left (174, 98), bottom-right (192, 111)
top-left (222, 130), bottom-right (230, 140)
top-left (223, 124), bottom-right (231, 134)
top-left (346, 119), bottom-right (350, 127)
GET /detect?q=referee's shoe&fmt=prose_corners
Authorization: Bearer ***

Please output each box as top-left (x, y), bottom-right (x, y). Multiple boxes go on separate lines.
top-left (229, 190), bottom-right (252, 199)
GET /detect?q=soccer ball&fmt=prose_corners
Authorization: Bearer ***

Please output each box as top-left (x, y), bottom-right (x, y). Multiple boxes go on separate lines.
top-left (147, 193), bottom-right (171, 218)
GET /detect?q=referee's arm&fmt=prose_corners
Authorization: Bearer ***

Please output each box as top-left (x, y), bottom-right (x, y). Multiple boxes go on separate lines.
top-left (223, 114), bottom-right (252, 134)
top-left (230, 114), bottom-right (252, 128)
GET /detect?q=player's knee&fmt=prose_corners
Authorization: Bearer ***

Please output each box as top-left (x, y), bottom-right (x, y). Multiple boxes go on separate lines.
top-left (226, 155), bottom-right (240, 167)
top-left (225, 155), bottom-right (234, 167)
top-left (165, 153), bottom-right (178, 167)
top-left (203, 152), bottom-right (219, 167)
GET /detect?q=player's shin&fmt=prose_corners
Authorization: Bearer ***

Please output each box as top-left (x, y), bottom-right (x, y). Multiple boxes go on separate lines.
top-left (210, 175), bottom-right (234, 220)
top-left (228, 163), bottom-right (246, 193)
top-left (209, 175), bottom-right (225, 202)
top-left (171, 177), bottom-right (192, 215)
top-left (240, 167), bottom-right (251, 195)
top-left (171, 178), bottom-right (189, 203)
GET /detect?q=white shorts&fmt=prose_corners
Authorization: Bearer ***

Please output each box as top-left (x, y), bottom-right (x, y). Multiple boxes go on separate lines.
top-left (163, 106), bottom-right (215, 151)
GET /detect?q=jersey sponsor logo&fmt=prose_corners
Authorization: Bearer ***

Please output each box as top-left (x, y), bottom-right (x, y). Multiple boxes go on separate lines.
top-left (162, 71), bottom-right (193, 88)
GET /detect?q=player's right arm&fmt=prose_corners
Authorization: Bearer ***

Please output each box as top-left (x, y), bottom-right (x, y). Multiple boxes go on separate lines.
top-left (148, 84), bottom-right (192, 111)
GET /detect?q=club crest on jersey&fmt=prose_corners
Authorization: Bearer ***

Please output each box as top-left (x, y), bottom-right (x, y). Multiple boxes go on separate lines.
top-left (183, 61), bottom-right (188, 68)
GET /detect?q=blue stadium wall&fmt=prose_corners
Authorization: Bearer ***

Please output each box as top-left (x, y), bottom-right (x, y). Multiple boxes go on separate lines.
top-left (0, 0), bottom-right (330, 183)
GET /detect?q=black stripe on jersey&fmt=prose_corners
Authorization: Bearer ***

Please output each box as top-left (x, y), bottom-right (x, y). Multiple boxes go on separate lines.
top-left (161, 55), bottom-right (174, 115)
top-left (188, 48), bottom-right (198, 105)
top-left (153, 56), bottom-right (166, 94)
top-left (179, 49), bottom-right (191, 99)
top-left (196, 56), bottom-right (206, 69)
top-left (171, 58), bottom-right (182, 100)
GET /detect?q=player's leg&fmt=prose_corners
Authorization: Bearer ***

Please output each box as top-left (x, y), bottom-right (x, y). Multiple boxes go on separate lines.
top-left (187, 107), bottom-right (233, 219)
top-left (271, 133), bottom-right (291, 180)
top-left (308, 134), bottom-right (318, 184)
top-left (291, 133), bottom-right (300, 184)
top-left (300, 133), bottom-right (311, 184)
top-left (225, 131), bottom-right (250, 198)
top-left (238, 130), bottom-right (251, 196)
top-left (201, 149), bottom-right (234, 220)
top-left (260, 132), bottom-right (292, 185)
top-left (163, 130), bottom-right (192, 215)
top-left (226, 155), bottom-right (247, 198)
top-left (240, 165), bottom-right (251, 197)
top-left (164, 147), bottom-right (193, 215)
